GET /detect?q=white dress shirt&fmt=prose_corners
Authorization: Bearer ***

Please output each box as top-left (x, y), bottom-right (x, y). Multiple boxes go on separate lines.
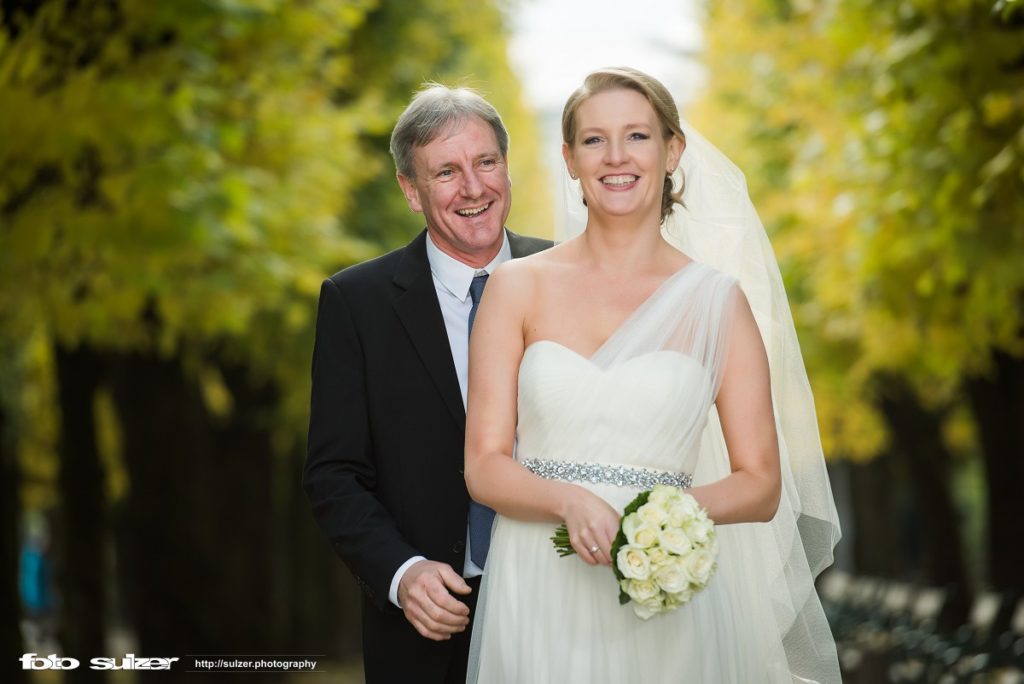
top-left (388, 230), bottom-right (512, 607)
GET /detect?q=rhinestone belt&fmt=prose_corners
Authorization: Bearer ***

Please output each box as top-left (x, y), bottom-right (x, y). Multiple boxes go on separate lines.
top-left (520, 458), bottom-right (692, 490)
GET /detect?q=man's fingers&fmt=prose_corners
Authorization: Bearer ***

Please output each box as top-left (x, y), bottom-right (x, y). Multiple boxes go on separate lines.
top-left (406, 580), bottom-right (466, 620)
top-left (409, 617), bottom-right (453, 641)
top-left (415, 587), bottom-right (468, 624)
top-left (403, 578), bottom-right (469, 633)
top-left (399, 561), bottom-right (473, 638)
top-left (438, 564), bottom-right (473, 595)
top-left (424, 586), bottom-right (470, 622)
top-left (407, 598), bottom-right (467, 636)
top-left (413, 614), bottom-right (459, 639)
top-left (423, 577), bottom-right (471, 620)
top-left (425, 565), bottom-right (471, 617)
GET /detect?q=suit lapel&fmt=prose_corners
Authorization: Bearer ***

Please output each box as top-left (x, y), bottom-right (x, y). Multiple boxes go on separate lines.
top-left (392, 231), bottom-right (467, 432)
top-left (391, 229), bottom-right (551, 433)
top-left (508, 229), bottom-right (550, 259)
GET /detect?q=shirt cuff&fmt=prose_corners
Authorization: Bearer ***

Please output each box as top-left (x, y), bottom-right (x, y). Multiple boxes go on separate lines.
top-left (389, 555), bottom-right (427, 608)
top-left (463, 524), bottom-right (483, 578)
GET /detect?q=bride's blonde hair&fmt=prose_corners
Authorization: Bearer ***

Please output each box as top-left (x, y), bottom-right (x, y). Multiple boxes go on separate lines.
top-left (561, 67), bottom-right (687, 224)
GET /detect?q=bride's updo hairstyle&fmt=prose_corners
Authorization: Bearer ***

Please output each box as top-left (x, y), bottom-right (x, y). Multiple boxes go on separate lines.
top-left (562, 67), bottom-right (686, 224)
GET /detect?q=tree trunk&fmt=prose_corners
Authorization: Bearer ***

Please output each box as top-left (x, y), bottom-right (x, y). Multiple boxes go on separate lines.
top-left (847, 450), bottom-right (905, 577)
top-left (211, 362), bottom-right (280, 652)
top-left (876, 376), bottom-right (972, 629)
top-left (108, 353), bottom-right (280, 682)
top-left (53, 343), bottom-right (107, 683)
top-left (108, 352), bottom-right (212, 660)
top-left (1, 399), bottom-right (27, 682)
top-left (966, 351), bottom-right (1024, 595)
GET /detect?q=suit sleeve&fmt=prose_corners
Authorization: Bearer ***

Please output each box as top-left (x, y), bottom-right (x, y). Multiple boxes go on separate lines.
top-left (303, 277), bottom-right (419, 611)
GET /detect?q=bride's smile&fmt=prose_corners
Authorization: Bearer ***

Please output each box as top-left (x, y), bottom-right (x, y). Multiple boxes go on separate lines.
top-left (563, 88), bottom-right (682, 225)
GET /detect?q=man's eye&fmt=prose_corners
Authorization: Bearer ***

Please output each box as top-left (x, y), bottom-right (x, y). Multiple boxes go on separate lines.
top-left (481, 158), bottom-right (496, 167)
top-left (438, 169), bottom-right (453, 178)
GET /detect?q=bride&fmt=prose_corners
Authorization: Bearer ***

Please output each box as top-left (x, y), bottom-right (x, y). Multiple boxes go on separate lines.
top-left (464, 67), bottom-right (841, 683)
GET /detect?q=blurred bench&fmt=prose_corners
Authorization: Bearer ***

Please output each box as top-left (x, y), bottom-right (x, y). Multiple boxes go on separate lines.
top-left (820, 570), bottom-right (1024, 683)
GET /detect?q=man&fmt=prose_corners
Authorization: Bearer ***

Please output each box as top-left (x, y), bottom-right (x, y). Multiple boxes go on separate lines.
top-left (303, 85), bottom-right (550, 683)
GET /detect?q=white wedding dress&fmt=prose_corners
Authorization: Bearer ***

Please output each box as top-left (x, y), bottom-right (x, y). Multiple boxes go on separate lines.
top-left (467, 262), bottom-right (842, 683)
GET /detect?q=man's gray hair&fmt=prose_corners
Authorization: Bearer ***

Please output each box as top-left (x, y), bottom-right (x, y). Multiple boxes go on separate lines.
top-left (389, 83), bottom-right (510, 179)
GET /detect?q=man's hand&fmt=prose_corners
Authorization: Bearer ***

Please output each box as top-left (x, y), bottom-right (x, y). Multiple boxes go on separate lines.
top-left (397, 560), bottom-right (472, 641)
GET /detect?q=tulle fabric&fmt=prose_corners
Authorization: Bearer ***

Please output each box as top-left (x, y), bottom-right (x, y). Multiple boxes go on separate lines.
top-left (467, 122), bottom-right (841, 683)
top-left (665, 123), bottom-right (842, 682)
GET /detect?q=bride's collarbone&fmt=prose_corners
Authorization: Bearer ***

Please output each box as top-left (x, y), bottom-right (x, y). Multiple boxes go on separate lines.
top-left (525, 283), bottom-right (658, 341)
top-left (524, 303), bottom-right (639, 359)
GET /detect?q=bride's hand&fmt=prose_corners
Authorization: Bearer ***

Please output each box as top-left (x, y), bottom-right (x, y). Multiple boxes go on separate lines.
top-left (561, 486), bottom-right (620, 566)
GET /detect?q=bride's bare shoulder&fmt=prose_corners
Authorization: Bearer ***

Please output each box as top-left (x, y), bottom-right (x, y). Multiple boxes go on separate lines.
top-left (484, 256), bottom-right (538, 314)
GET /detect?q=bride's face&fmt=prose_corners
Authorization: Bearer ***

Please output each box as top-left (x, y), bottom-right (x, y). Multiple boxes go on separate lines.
top-left (563, 88), bottom-right (682, 223)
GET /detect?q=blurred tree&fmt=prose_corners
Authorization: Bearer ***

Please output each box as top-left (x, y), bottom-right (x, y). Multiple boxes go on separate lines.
top-left (1, 386), bottom-right (25, 684)
top-left (694, 0), bottom-right (1023, 607)
top-left (338, 0), bottom-right (552, 251)
top-left (0, 0), bottom-right (547, 673)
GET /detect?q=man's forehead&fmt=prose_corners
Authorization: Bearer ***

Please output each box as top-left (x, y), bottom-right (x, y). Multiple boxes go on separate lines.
top-left (415, 117), bottom-right (500, 160)
top-left (434, 115), bottom-right (489, 141)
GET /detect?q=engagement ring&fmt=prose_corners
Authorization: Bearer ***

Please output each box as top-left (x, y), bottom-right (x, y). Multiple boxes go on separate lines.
top-left (590, 545), bottom-right (599, 553)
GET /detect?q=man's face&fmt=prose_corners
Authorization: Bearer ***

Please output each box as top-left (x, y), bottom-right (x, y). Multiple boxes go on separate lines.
top-left (397, 116), bottom-right (512, 267)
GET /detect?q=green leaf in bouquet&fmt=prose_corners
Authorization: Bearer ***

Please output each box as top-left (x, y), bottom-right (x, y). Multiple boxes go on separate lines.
top-left (606, 485), bottom-right (655, 602)
top-left (610, 488), bottom-right (652, 584)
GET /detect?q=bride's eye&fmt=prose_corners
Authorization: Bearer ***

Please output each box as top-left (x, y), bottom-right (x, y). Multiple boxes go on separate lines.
top-left (582, 136), bottom-right (602, 146)
top-left (628, 132), bottom-right (650, 141)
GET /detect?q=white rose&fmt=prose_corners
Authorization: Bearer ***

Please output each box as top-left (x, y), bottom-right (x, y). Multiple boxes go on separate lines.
top-left (624, 578), bottom-right (660, 603)
top-left (664, 587), bottom-right (695, 609)
top-left (647, 484), bottom-right (677, 507)
top-left (653, 558), bottom-right (690, 594)
top-left (616, 545), bottom-right (652, 581)
top-left (684, 516), bottom-right (713, 545)
top-left (632, 595), bottom-right (665, 620)
top-left (637, 502), bottom-right (669, 527)
top-left (634, 525), bottom-right (660, 549)
top-left (647, 546), bottom-right (669, 568)
top-left (659, 527), bottom-right (693, 556)
top-left (622, 514), bottom-right (659, 549)
top-left (622, 512), bottom-right (642, 537)
top-left (667, 494), bottom-right (701, 526)
top-left (684, 548), bottom-right (717, 587)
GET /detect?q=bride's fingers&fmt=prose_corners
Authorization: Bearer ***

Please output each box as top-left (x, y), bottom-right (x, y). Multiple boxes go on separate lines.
top-left (563, 489), bottom-right (621, 565)
top-left (570, 534), bottom-right (601, 565)
top-left (580, 529), bottom-right (615, 567)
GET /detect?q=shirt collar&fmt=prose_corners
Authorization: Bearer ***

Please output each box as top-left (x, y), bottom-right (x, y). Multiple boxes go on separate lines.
top-left (425, 230), bottom-right (511, 302)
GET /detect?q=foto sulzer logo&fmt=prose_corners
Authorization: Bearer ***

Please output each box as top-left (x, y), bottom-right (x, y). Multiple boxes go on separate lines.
top-left (20, 654), bottom-right (80, 670)
top-left (21, 653), bottom-right (180, 670)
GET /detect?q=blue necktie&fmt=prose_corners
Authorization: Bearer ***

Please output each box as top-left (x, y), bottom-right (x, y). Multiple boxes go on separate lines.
top-left (467, 273), bottom-right (496, 566)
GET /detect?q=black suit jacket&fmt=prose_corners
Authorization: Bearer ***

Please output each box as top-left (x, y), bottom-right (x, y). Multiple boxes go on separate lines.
top-left (304, 229), bottom-right (550, 682)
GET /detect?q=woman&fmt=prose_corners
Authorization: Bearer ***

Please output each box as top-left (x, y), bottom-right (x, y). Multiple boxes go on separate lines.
top-left (464, 67), bottom-right (841, 683)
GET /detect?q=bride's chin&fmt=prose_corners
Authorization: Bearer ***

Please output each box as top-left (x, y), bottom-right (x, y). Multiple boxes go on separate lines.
top-left (587, 204), bottom-right (661, 225)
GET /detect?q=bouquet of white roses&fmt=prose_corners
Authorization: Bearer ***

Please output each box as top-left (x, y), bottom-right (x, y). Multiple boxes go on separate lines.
top-left (550, 484), bottom-right (718, 620)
